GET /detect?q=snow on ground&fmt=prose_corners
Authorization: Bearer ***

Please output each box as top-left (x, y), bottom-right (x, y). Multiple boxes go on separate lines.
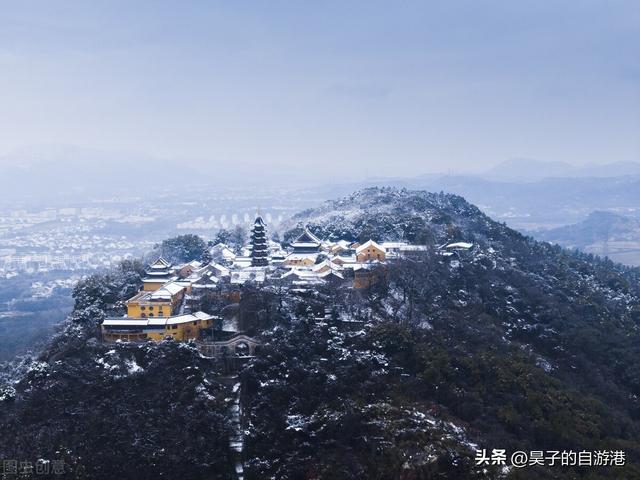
top-left (0, 385), bottom-right (16, 401)
top-left (125, 358), bottom-right (144, 375)
top-left (96, 357), bottom-right (118, 371)
top-left (285, 414), bottom-right (309, 432)
top-left (223, 316), bottom-right (239, 332)
top-left (229, 381), bottom-right (245, 479)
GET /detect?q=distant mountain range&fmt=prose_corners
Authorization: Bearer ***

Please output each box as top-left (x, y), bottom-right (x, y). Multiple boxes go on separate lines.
top-left (481, 158), bottom-right (640, 182)
top-left (0, 145), bottom-right (203, 202)
top-left (531, 211), bottom-right (640, 266)
top-left (2, 145), bottom-right (638, 209)
top-left (0, 145), bottom-right (333, 203)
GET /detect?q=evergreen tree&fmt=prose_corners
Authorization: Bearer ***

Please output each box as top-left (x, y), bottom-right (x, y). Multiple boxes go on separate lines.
top-left (155, 234), bottom-right (207, 263)
top-left (201, 248), bottom-right (213, 265)
top-left (230, 225), bottom-right (247, 254)
top-left (212, 229), bottom-right (231, 246)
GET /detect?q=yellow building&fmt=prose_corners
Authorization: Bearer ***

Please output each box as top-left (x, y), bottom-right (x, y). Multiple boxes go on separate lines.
top-left (125, 282), bottom-right (185, 318)
top-left (355, 240), bottom-right (386, 262)
top-left (102, 311), bottom-right (215, 342)
top-left (354, 267), bottom-right (385, 289)
top-left (330, 255), bottom-right (356, 266)
top-left (283, 253), bottom-right (317, 267)
top-left (327, 240), bottom-right (351, 255)
top-left (313, 259), bottom-right (342, 274)
top-left (125, 292), bottom-right (172, 318)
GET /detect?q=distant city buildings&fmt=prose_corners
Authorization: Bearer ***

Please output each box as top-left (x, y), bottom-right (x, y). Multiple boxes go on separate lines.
top-left (0, 202), bottom-right (291, 278)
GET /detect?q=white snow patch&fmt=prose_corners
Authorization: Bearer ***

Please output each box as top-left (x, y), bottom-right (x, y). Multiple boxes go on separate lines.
top-left (125, 358), bottom-right (144, 374)
top-left (286, 414), bottom-right (309, 432)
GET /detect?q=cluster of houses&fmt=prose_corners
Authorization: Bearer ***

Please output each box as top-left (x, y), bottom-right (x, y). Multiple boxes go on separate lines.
top-left (101, 216), bottom-right (472, 345)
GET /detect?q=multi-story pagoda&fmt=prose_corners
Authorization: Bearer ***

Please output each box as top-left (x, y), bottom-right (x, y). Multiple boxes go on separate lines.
top-left (250, 215), bottom-right (269, 267)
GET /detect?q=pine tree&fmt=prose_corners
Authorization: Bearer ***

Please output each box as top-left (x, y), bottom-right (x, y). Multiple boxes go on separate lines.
top-left (250, 216), bottom-right (269, 266)
top-left (201, 248), bottom-right (213, 265)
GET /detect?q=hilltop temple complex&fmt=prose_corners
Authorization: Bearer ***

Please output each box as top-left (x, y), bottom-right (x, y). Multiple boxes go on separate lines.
top-left (101, 215), bottom-right (472, 346)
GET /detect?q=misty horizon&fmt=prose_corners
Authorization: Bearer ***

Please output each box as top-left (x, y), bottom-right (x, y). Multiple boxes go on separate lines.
top-left (1, 142), bottom-right (638, 184)
top-left (1, 1), bottom-right (638, 180)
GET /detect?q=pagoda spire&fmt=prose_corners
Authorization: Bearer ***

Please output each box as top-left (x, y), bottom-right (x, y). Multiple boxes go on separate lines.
top-left (250, 214), bottom-right (269, 267)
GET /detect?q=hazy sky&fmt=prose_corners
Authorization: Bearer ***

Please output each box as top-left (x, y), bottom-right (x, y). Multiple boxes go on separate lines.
top-left (0, 1), bottom-right (638, 178)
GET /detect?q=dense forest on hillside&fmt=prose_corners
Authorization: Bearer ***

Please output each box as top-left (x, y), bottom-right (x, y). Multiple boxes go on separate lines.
top-left (0, 259), bottom-right (235, 480)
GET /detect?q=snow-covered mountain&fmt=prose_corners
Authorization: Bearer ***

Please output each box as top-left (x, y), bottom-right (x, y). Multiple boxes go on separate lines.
top-left (2, 187), bottom-right (640, 479)
top-left (298, 172), bottom-right (640, 232)
top-left (532, 211), bottom-right (640, 266)
top-left (482, 158), bottom-right (640, 182)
